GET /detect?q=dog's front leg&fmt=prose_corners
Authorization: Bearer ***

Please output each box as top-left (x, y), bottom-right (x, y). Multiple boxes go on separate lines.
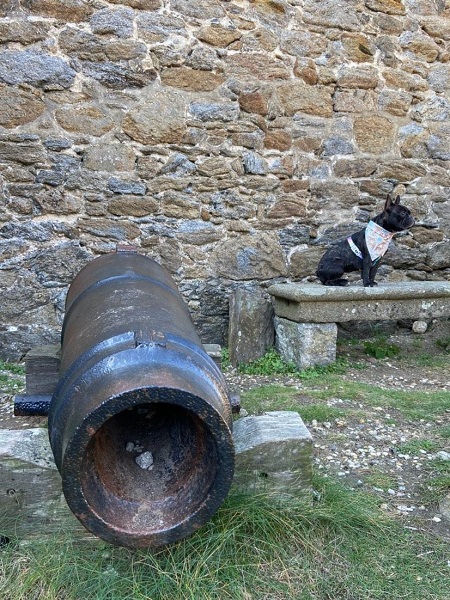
top-left (361, 256), bottom-right (373, 287)
top-left (368, 260), bottom-right (381, 286)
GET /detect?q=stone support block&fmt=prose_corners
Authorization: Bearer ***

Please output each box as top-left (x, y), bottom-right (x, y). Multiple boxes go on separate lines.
top-left (228, 288), bottom-right (274, 366)
top-left (232, 411), bottom-right (313, 496)
top-left (274, 317), bottom-right (337, 370)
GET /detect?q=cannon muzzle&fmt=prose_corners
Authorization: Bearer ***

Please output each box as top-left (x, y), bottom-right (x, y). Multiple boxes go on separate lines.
top-left (48, 249), bottom-right (234, 548)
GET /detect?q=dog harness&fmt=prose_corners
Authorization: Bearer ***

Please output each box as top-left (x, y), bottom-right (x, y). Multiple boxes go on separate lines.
top-left (347, 221), bottom-right (395, 263)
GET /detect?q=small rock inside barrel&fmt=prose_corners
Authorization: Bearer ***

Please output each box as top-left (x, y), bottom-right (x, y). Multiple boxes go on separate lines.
top-left (126, 441), bottom-right (144, 452)
top-left (135, 451), bottom-right (154, 470)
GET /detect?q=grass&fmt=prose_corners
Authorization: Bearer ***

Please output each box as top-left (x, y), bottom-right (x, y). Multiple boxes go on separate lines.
top-left (363, 338), bottom-right (401, 360)
top-left (420, 457), bottom-right (450, 504)
top-left (231, 347), bottom-right (358, 380)
top-left (438, 425), bottom-right (450, 439)
top-left (0, 361), bottom-right (25, 394)
top-left (301, 378), bottom-right (450, 421)
top-left (234, 347), bottom-right (450, 423)
top-left (396, 439), bottom-right (439, 455)
top-left (363, 470), bottom-right (398, 491)
top-left (436, 336), bottom-right (450, 353)
top-left (0, 361), bottom-right (25, 375)
top-left (236, 348), bottom-right (299, 376)
top-left (1, 476), bottom-right (449, 600)
top-left (239, 383), bottom-right (351, 423)
top-left (240, 377), bottom-right (450, 423)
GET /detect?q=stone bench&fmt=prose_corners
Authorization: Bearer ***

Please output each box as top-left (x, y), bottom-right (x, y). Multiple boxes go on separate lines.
top-left (268, 281), bottom-right (450, 369)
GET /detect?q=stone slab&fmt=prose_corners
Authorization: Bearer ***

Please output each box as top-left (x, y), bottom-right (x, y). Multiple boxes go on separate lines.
top-left (275, 317), bottom-right (337, 369)
top-left (233, 411), bottom-right (313, 495)
top-left (228, 288), bottom-right (274, 366)
top-left (0, 428), bottom-right (94, 543)
top-left (268, 281), bottom-right (450, 323)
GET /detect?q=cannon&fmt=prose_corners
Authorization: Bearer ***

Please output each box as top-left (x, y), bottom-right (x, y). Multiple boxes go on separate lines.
top-left (44, 248), bottom-right (234, 548)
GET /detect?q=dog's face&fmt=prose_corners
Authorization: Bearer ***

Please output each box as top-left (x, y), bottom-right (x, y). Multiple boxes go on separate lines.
top-left (383, 195), bottom-right (415, 232)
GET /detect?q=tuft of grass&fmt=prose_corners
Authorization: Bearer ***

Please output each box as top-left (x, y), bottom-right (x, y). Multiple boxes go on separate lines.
top-left (237, 348), bottom-right (298, 376)
top-left (396, 439), bottom-right (439, 455)
top-left (363, 338), bottom-right (400, 359)
top-left (420, 457), bottom-right (450, 504)
top-left (436, 336), bottom-right (450, 353)
top-left (233, 347), bottom-right (353, 380)
top-left (0, 361), bottom-right (25, 375)
top-left (221, 347), bottom-right (231, 369)
top-left (364, 470), bottom-right (398, 491)
top-left (297, 404), bottom-right (347, 423)
top-left (438, 425), bottom-right (450, 439)
top-left (0, 361), bottom-right (25, 394)
top-left (297, 358), bottom-right (352, 380)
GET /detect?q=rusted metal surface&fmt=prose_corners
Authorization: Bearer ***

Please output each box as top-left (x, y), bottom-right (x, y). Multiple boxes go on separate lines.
top-left (48, 250), bottom-right (235, 548)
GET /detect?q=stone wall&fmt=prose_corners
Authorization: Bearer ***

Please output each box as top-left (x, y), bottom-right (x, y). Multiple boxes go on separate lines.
top-left (1, 0), bottom-right (450, 360)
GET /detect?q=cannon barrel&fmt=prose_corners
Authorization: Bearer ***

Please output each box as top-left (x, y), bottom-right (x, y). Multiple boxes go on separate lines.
top-left (48, 249), bottom-right (234, 548)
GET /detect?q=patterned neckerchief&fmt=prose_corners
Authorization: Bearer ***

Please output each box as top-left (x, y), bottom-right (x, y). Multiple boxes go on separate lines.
top-left (347, 221), bottom-right (395, 263)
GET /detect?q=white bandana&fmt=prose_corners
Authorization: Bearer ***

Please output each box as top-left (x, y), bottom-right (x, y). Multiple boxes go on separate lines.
top-left (365, 220), bottom-right (394, 261)
top-left (347, 221), bottom-right (394, 263)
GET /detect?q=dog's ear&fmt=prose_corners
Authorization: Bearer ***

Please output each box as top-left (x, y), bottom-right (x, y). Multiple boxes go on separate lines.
top-left (395, 195), bottom-right (401, 204)
top-left (384, 194), bottom-right (392, 211)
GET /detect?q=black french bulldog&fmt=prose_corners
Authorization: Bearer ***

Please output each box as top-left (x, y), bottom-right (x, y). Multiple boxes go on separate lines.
top-left (316, 194), bottom-right (415, 287)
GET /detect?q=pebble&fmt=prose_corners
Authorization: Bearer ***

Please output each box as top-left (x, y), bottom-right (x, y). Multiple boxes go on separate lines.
top-left (435, 451), bottom-right (450, 461)
top-left (135, 451), bottom-right (154, 470)
top-left (412, 320), bottom-right (428, 334)
top-left (126, 441), bottom-right (144, 453)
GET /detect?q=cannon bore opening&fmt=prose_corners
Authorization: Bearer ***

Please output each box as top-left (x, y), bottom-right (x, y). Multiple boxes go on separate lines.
top-left (80, 402), bottom-right (218, 535)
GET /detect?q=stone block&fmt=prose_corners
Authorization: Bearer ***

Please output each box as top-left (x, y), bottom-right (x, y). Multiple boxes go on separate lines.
top-left (228, 288), bottom-right (274, 366)
top-left (233, 411), bottom-right (313, 495)
top-left (0, 84), bottom-right (45, 128)
top-left (0, 429), bottom-right (89, 543)
top-left (0, 50), bottom-right (75, 90)
top-left (274, 317), bottom-right (337, 370)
